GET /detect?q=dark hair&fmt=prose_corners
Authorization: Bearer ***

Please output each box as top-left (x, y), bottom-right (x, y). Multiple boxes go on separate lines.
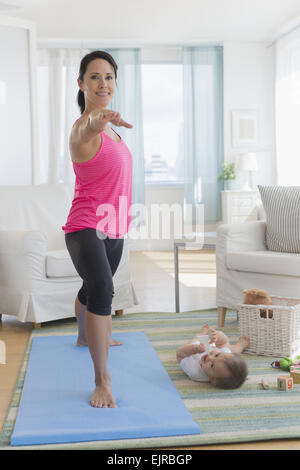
top-left (214, 353), bottom-right (248, 390)
top-left (77, 50), bottom-right (118, 115)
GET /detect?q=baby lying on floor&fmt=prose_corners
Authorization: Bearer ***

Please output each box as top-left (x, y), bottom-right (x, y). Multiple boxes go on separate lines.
top-left (176, 325), bottom-right (249, 389)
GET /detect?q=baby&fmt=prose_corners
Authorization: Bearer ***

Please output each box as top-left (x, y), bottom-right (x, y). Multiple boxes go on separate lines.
top-left (176, 325), bottom-right (249, 389)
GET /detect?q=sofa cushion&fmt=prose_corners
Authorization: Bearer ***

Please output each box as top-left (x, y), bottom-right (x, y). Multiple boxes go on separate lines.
top-left (227, 250), bottom-right (300, 277)
top-left (46, 249), bottom-right (78, 278)
top-left (258, 185), bottom-right (300, 253)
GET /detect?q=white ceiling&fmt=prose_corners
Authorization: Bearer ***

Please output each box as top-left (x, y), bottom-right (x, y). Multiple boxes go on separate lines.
top-left (1, 0), bottom-right (300, 43)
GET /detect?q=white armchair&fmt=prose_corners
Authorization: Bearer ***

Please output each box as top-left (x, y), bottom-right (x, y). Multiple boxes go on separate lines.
top-left (216, 220), bottom-right (300, 327)
top-left (0, 184), bottom-right (138, 326)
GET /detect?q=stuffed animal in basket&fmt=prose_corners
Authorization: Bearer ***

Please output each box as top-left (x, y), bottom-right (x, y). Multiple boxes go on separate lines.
top-left (243, 288), bottom-right (273, 319)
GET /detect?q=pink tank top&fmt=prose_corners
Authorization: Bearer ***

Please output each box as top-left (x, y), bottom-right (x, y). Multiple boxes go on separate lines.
top-left (62, 125), bottom-right (132, 239)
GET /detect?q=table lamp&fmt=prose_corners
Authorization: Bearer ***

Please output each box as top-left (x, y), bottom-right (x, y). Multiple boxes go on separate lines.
top-left (237, 152), bottom-right (258, 190)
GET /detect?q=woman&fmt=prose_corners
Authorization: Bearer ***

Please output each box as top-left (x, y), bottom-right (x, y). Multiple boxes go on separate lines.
top-left (62, 51), bottom-right (133, 408)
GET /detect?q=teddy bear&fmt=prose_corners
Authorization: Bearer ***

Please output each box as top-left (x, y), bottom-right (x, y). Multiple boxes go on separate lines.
top-left (243, 288), bottom-right (273, 318)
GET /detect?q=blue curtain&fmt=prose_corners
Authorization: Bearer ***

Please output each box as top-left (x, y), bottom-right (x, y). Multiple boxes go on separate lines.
top-left (183, 46), bottom-right (224, 225)
top-left (103, 48), bottom-right (145, 209)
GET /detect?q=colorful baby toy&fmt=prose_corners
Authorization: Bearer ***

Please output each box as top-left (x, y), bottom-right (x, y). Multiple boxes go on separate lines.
top-left (271, 356), bottom-right (300, 390)
top-left (271, 356), bottom-right (300, 372)
top-left (277, 376), bottom-right (293, 391)
top-left (290, 369), bottom-right (300, 384)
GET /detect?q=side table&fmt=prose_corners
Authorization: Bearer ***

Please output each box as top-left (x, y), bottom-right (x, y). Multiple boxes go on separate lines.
top-left (221, 190), bottom-right (259, 224)
top-left (174, 232), bottom-right (216, 313)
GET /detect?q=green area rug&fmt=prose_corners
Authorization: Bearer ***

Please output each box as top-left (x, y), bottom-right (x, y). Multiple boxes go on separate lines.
top-left (1, 309), bottom-right (300, 449)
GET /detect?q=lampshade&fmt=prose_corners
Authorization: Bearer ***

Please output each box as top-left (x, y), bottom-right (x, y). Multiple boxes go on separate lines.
top-left (237, 152), bottom-right (258, 172)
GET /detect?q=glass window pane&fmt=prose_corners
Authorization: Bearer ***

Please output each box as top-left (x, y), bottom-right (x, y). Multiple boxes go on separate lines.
top-left (141, 64), bottom-right (184, 184)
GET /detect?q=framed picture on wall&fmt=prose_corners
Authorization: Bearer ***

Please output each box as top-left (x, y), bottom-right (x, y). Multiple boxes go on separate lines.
top-left (231, 110), bottom-right (259, 149)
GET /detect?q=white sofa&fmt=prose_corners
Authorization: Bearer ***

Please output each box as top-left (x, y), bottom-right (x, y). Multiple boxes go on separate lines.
top-left (0, 184), bottom-right (138, 325)
top-left (216, 220), bottom-right (300, 327)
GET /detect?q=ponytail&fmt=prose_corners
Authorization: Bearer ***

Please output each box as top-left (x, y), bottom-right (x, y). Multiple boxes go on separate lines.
top-left (77, 89), bottom-right (85, 115)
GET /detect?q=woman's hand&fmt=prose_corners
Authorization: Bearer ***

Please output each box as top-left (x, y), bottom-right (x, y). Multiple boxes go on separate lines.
top-left (88, 109), bottom-right (133, 132)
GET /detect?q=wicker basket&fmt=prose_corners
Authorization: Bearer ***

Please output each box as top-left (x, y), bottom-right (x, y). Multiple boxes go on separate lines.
top-left (238, 295), bottom-right (300, 357)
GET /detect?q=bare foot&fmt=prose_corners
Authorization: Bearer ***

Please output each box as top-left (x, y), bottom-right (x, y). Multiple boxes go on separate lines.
top-left (90, 384), bottom-right (117, 408)
top-left (77, 338), bottom-right (122, 347)
top-left (110, 339), bottom-right (122, 346)
top-left (190, 325), bottom-right (211, 344)
top-left (199, 324), bottom-right (211, 335)
top-left (238, 336), bottom-right (250, 351)
top-left (77, 337), bottom-right (88, 347)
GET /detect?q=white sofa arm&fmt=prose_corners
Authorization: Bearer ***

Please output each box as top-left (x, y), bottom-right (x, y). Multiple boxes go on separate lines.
top-left (0, 230), bottom-right (47, 290)
top-left (216, 221), bottom-right (267, 254)
top-left (216, 221), bottom-right (268, 316)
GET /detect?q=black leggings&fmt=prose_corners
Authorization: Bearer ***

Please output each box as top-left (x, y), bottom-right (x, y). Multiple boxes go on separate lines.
top-left (65, 229), bottom-right (124, 316)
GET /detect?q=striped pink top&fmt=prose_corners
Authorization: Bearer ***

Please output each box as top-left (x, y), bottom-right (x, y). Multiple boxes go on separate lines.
top-left (62, 127), bottom-right (132, 239)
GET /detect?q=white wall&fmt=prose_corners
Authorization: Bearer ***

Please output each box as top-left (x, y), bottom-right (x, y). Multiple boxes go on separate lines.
top-left (0, 22), bottom-right (32, 185)
top-left (131, 40), bottom-right (276, 251)
top-left (223, 41), bottom-right (277, 188)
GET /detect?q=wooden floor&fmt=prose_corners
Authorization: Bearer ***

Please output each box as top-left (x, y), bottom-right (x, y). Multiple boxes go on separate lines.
top-left (1, 249), bottom-right (300, 450)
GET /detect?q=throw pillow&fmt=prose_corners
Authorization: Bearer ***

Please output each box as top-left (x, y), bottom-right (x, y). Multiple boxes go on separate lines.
top-left (258, 185), bottom-right (300, 253)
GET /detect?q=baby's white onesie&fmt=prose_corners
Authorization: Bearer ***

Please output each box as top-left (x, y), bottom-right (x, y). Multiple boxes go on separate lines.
top-left (179, 342), bottom-right (232, 382)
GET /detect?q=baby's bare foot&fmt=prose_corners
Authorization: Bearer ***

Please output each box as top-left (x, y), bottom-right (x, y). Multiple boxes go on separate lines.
top-left (199, 324), bottom-right (210, 334)
top-left (238, 336), bottom-right (250, 350)
top-left (90, 384), bottom-right (117, 408)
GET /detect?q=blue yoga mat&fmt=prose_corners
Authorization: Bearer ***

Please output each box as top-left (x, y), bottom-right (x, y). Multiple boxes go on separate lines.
top-left (11, 332), bottom-right (200, 446)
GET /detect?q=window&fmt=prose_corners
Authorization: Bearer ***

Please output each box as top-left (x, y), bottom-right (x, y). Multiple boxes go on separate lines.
top-left (141, 64), bottom-right (184, 184)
